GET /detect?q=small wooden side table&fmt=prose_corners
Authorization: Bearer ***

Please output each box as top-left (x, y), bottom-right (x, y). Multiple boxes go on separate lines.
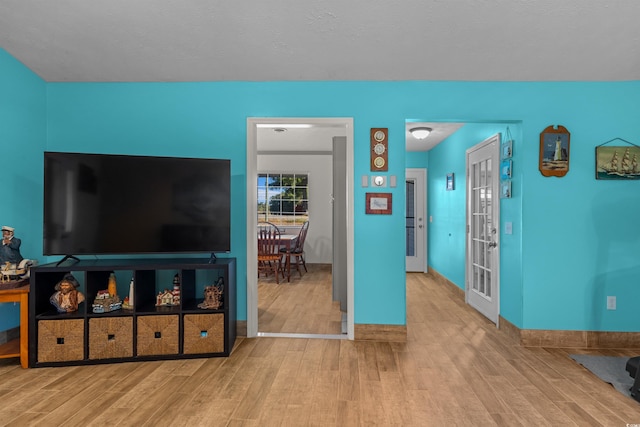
top-left (0, 284), bottom-right (29, 368)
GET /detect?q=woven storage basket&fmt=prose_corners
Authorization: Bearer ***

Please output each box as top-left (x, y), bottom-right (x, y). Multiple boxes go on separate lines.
top-left (89, 317), bottom-right (133, 359)
top-left (183, 313), bottom-right (224, 354)
top-left (37, 319), bottom-right (85, 363)
top-left (136, 315), bottom-right (179, 356)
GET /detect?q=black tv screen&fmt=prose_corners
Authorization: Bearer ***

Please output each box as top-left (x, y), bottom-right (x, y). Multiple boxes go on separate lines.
top-left (43, 152), bottom-right (231, 256)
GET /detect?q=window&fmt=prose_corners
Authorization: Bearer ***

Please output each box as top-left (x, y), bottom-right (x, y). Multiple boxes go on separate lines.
top-left (257, 173), bottom-right (309, 226)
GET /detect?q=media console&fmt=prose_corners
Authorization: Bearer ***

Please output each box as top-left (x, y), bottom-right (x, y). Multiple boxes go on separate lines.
top-left (28, 257), bottom-right (236, 367)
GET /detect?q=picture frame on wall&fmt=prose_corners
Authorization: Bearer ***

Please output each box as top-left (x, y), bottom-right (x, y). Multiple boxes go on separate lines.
top-left (500, 180), bottom-right (512, 199)
top-left (539, 125), bottom-right (570, 177)
top-left (595, 144), bottom-right (640, 180)
top-left (501, 139), bottom-right (513, 159)
top-left (500, 160), bottom-right (512, 180)
top-left (365, 192), bottom-right (392, 214)
top-left (446, 173), bottom-right (454, 191)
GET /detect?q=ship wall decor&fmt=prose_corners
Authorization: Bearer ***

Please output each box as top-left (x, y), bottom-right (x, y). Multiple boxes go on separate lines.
top-left (595, 138), bottom-right (640, 180)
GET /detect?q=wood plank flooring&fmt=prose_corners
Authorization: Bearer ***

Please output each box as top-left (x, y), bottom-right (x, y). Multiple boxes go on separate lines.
top-left (2, 271), bottom-right (640, 425)
top-left (258, 263), bottom-right (343, 335)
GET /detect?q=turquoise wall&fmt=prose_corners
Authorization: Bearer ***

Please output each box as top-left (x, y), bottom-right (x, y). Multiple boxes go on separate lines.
top-left (0, 49), bottom-right (46, 330)
top-left (2, 47), bottom-right (640, 333)
top-left (427, 122), bottom-right (524, 327)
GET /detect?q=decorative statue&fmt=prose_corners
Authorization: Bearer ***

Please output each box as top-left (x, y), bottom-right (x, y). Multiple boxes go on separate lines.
top-left (0, 226), bottom-right (23, 265)
top-left (198, 277), bottom-right (224, 309)
top-left (50, 273), bottom-right (85, 313)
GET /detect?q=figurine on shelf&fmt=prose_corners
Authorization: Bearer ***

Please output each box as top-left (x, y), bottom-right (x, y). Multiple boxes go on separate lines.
top-left (123, 277), bottom-right (134, 310)
top-left (0, 225), bottom-right (35, 285)
top-left (92, 289), bottom-right (122, 313)
top-left (107, 272), bottom-right (117, 297)
top-left (0, 226), bottom-right (23, 265)
top-left (198, 277), bottom-right (224, 309)
top-left (155, 274), bottom-right (181, 307)
top-left (50, 273), bottom-right (85, 313)
top-left (172, 274), bottom-right (181, 305)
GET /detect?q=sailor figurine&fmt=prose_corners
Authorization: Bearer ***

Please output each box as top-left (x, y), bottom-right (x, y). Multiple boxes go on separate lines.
top-left (0, 226), bottom-right (23, 265)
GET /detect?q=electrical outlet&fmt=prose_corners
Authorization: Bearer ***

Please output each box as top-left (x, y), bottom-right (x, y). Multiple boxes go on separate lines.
top-left (607, 296), bottom-right (616, 310)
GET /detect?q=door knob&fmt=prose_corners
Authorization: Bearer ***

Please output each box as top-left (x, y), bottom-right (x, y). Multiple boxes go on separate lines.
top-left (488, 241), bottom-right (497, 248)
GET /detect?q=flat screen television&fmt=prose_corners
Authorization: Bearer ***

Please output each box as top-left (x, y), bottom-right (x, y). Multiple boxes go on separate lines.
top-left (43, 152), bottom-right (231, 256)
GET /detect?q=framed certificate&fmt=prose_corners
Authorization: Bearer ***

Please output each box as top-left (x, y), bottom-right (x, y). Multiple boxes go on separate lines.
top-left (365, 193), bottom-right (392, 214)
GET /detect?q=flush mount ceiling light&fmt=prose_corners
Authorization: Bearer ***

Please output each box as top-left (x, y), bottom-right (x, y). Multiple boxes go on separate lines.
top-left (409, 127), bottom-right (432, 140)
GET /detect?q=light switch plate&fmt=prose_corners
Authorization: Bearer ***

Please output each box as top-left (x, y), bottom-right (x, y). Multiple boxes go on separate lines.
top-left (505, 222), bottom-right (512, 235)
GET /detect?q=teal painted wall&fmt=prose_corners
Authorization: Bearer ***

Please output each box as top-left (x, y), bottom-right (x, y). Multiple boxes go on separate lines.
top-left (427, 122), bottom-right (524, 327)
top-left (2, 47), bottom-right (640, 333)
top-left (0, 49), bottom-right (46, 330)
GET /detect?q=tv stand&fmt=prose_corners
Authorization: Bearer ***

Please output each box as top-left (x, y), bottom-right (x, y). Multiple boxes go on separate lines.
top-left (29, 257), bottom-right (236, 368)
top-left (55, 254), bottom-right (79, 266)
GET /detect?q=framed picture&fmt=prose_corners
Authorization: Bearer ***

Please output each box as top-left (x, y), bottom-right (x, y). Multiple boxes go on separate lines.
top-left (500, 180), bottom-right (512, 199)
top-left (539, 125), bottom-right (570, 177)
top-left (365, 192), bottom-right (392, 214)
top-left (595, 145), bottom-right (640, 180)
top-left (501, 139), bottom-right (513, 159)
top-left (500, 160), bottom-right (512, 180)
top-left (446, 173), bottom-right (454, 191)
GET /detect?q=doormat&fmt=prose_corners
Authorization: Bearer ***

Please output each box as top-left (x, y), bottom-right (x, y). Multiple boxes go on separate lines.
top-left (570, 354), bottom-right (635, 397)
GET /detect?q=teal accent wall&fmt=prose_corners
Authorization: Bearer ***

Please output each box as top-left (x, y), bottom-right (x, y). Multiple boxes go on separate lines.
top-left (427, 122), bottom-right (524, 327)
top-left (0, 49), bottom-right (46, 330)
top-left (2, 47), bottom-right (640, 333)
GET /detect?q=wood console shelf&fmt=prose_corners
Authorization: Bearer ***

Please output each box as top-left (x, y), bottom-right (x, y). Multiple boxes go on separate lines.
top-left (28, 257), bottom-right (236, 368)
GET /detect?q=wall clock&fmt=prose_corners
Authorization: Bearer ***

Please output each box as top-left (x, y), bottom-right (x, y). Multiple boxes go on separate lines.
top-left (370, 128), bottom-right (388, 172)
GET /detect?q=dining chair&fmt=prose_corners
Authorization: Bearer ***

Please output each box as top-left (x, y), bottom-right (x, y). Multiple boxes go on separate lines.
top-left (257, 222), bottom-right (284, 283)
top-left (280, 220), bottom-right (309, 281)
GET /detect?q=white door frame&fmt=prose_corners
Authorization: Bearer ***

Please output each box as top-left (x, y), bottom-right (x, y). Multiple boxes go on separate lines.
top-left (246, 117), bottom-right (355, 339)
top-left (406, 168), bottom-right (427, 272)
top-left (465, 134), bottom-right (500, 325)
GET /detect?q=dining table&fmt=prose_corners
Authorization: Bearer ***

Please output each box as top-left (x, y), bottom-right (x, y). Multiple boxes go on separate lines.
top-left (277, 234), bottom-right (298, 281)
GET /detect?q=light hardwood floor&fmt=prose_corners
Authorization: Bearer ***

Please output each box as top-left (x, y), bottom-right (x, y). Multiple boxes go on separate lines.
top-left (2, 271), bottom-right (640, 426)
top-left (258, 263), bottom-right (343, 335)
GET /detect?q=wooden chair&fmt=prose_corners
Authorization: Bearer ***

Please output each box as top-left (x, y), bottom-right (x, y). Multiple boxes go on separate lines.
top-left (257, 222), bottom-right (284, 283)
top-left (280, 221), bottom-right (309, 281)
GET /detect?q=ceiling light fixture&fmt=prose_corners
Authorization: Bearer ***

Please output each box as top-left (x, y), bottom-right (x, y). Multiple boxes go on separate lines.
top-left (409, 127), bottom-right (432, 140)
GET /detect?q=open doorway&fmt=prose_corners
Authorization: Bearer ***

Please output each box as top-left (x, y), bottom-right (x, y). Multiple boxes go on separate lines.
top-left (246, 118), bottom-right (354, 339)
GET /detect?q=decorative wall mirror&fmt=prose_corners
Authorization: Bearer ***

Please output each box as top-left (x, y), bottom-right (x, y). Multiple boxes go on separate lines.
top-left (539, 125), bottom-right (570, 177)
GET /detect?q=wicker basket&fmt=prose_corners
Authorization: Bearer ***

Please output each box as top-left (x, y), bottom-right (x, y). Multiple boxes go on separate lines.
top-left (37, 319), bottom-right (85, 363)
top-left (183, 313), bottom-right (224, 354)
top-left (89, 317), bottom-right (133, 359)
top-left (136, 315), bottom-right (179, 356)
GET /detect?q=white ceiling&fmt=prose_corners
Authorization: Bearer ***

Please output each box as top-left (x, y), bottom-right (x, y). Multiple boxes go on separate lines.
top-left (2, 1), bottom-right (637, 151)
top-left (1, 0), bottom-right (639, 83)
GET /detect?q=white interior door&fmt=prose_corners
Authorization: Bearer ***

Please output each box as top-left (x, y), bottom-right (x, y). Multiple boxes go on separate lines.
top-left (406, 168), bottom-right (427, 272)
top-left (466, 134), bottom-right (500, 324)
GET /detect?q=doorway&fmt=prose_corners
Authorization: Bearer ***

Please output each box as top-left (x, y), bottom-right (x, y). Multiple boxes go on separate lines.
top-left (406, 168), bottom-right (427, 272)
top-left (246, 118), bottom-right (354, 339)
top-left (465, 133), bottom-right (501, 324)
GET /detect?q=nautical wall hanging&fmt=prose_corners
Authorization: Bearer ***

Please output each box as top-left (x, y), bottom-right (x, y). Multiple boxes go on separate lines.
top-left (500, 126), bottom-right (513, 198)
top-left (539, 125), bottom-right (570, 177)
top-left (595, 138), bottom-right (640, 180)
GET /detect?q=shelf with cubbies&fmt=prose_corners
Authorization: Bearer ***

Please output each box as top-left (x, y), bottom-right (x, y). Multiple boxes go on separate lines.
top-left (28, 257), bottom-right (236, 367)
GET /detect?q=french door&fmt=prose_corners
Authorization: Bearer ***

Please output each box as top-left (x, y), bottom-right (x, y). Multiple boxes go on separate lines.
top-left (466, 134), bottom-right (500, 324)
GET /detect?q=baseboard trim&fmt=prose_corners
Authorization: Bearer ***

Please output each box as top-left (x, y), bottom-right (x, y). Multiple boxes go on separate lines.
top-left (236, 321), bottom-right (247, 338)
top-left (354, 324), bottom-right (407, 342)
top-left (428, 267), bottom-right (640, 349)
